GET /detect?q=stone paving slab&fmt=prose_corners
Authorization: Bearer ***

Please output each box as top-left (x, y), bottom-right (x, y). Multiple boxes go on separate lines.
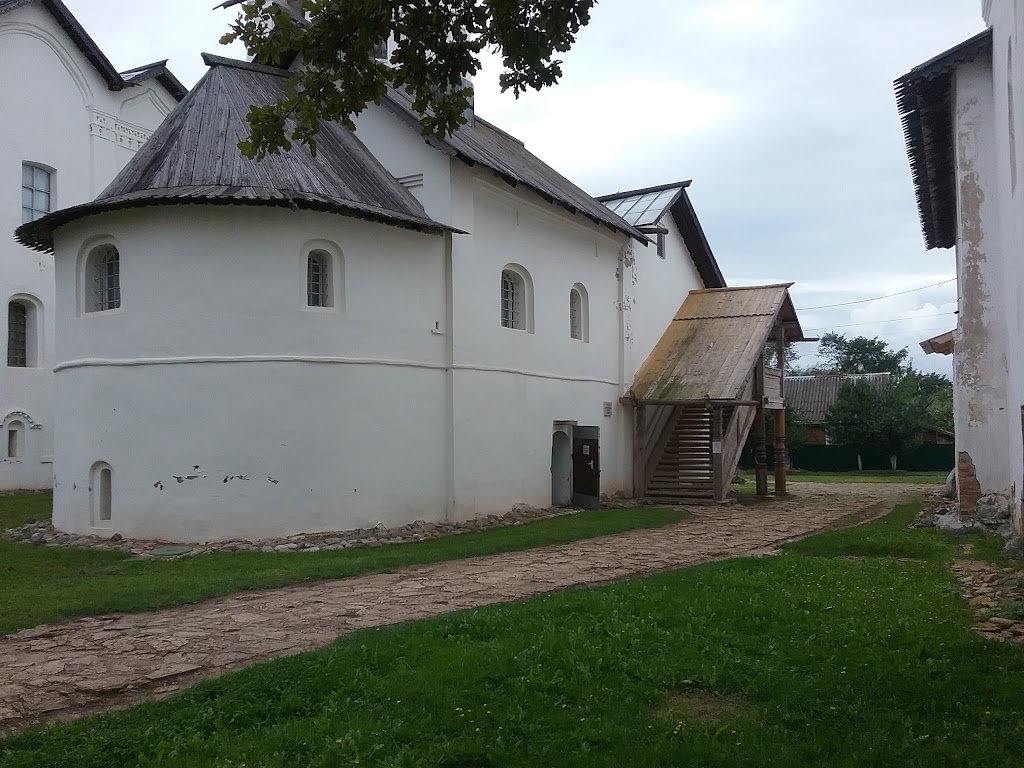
top-left (0, 483), bottom-right (928, 734)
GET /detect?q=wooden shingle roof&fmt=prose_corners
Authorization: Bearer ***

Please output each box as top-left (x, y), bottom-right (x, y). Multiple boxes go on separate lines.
top-left (16, 55), bottom-right (454, 252)
top-left (380, 89), bottom-right (646, 244)
top-left (895, 28), bottom-right (992, 250)
top-left (630, 285), bottom-right (804, 404)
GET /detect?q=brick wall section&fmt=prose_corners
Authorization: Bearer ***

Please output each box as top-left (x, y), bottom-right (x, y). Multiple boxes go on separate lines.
top-left (958, 451), bottom-right (982, 516)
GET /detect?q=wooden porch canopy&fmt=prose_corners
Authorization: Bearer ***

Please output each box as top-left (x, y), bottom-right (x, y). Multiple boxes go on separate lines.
top-left (920, 329), bottom-right (955, 356)
top-left (627, 284), bottom-right (806, 406)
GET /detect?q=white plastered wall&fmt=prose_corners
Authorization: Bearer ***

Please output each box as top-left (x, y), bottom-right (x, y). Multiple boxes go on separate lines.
top-left (51, 206), bottom-right (450, 541)
top-left (0, 2), bottom-right (177, 489)
top-left (952, 56), bottom-right (1014, 509)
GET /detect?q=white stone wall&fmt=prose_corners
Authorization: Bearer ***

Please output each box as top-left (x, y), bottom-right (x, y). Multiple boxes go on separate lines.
top-left (982, 0), bottom-right (1024, 531)
top-left (951, 56), bottom-right (1014, 511)
top-left (51, 207), bottom-right (450, 541)
top-left (0, 2), bottom-right (177, 490)
top-left (354, 106), bottom-right (708, 510)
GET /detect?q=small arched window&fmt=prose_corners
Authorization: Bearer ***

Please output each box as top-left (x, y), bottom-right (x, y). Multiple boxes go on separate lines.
top-left (307, 250), bottom-right (332, 307)
top-left (86, 245), bottom-right (120, 312)
top-left (90, 462), bottom-right (113, 527)
top-left (569, 283), bottom-right (589, 342)
top-left (500, 264), bottom-right (533, 332)
top-left (6, 421), bottom-right (23, 459)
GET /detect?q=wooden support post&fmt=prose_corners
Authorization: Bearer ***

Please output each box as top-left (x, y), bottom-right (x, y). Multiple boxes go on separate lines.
top-left (774, 326), bottom-right (788, 496)
top-left (753, 363), bottom-right (768, 496)
top-left (712, 405), bottom-right (724, 501)
top-left (633, 403), bottom-right (646, 498)
top-left (773, 409), bottom-right (787, 495)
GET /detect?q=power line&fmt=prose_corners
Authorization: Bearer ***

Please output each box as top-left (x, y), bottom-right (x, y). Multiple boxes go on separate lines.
top-left (797, 278), bottom-right (956, 311)
top-left (804, 312), bottom-right (957, 333)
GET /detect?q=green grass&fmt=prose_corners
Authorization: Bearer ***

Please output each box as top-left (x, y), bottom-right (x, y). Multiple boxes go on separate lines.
top-left (5, 501), bottom-right (1024, 767)
top-left (735, 470), bottom-right (949, 486)
top-left (0, 493), bottom-right (686, 637)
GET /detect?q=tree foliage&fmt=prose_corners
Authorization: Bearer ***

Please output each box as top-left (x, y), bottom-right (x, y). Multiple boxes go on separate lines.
top-left (817, 332), bottom-right (910, 375)
top-left (222, 0), bottom-right (596, 158)
top-left (824, 374), bottom-right (930, 464)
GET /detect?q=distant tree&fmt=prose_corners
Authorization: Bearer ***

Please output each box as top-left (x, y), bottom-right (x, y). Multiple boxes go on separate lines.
top-left (221, 0), bottom-right (597, 158)
top-left (927, 385), bottom-right (955, 433)
top-left (763, 343), bottom-right (801, 374)
top-left (818, 332), bottom-right (910, 375)
top-left (824, 374), bottom-right (929, 469)
top-left (788, 364), bottom-right (833, 377)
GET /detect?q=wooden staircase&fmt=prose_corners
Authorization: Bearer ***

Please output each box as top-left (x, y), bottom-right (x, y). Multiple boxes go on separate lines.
top-left (644, 406), bottom-right (715, 500)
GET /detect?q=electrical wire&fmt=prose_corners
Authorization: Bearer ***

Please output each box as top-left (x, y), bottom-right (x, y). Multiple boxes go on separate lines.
top-left (797, 278), bottom-right (956, 311)
top-left (803, 312), bottom-right (957, 333)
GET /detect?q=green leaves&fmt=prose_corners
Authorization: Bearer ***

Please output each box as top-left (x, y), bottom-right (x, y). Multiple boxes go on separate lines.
top-left (223, 0), bottom-right (596, 158)
top-left (824, 373), bottom-right (931, 460)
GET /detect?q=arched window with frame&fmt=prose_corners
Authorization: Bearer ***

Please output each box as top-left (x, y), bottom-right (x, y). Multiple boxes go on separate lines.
top-left (86, 245), bottom-right (120, 312)
top-left (500, 264), bottom-right (533, 332)
top-left (7, 300), bottom-right (27, 367)
top-left (569, 283), bottom-right (589, 342)
top-left (307, 250), bottom-right (332, 307)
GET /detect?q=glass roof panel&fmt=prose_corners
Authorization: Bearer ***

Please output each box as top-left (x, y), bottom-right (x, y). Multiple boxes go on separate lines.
top-left (600, 186), bottom-right (685, 226)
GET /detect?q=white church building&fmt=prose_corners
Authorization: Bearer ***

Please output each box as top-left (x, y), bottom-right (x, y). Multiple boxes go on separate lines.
top-left (1, 0), bottom-right (185, 491)
top-left (13, 8), bottom-right (803, 543)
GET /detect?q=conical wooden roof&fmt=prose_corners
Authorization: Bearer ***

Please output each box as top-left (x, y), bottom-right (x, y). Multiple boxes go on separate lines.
top-left (17, 54), bottom-right (450, 252)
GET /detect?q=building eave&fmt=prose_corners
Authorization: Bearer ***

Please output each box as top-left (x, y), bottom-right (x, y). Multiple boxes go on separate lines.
top-left (895, 28), bottom-right (993, 251)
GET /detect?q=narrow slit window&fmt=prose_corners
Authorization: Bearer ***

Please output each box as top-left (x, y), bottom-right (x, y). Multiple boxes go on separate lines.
top-left (6, 426), bottom-right (19, 459)
top-left (99, 468), bottom-right (112, 522)
top-left (570, 289), bottom-right (583, 340)
top-left (87, 245), bottom-right (120, 312)
top-left (21, 164), bottom-right (51, 224)
top-left (7, 301), bottom-right (27, 367)
top-left (307, 250), bottom-right (332, 307)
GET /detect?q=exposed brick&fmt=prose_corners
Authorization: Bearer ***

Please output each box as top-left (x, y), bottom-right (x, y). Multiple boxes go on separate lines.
top-left (958, 451), bottom-right (982, 517)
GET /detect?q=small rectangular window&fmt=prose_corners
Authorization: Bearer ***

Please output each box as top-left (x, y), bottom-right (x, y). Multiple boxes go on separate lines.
top-left (307, 251), bottom-right (332, 307)
top-left (21, 164), bottom-right (52, 224)
top-left (7, 301), bottom-right (27, 367)
top-left (7, 427), bottom-right (18, 459)
top-left (657, 232), bottom-right (666, 259)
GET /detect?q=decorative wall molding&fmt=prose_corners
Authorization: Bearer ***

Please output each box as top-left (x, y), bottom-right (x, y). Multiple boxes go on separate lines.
top-left (2, 410), bottom-right (42, 429)
top-left (89, 109), bottom-right (152, 152)
top-left (53, 355), bottom-right (621, 387)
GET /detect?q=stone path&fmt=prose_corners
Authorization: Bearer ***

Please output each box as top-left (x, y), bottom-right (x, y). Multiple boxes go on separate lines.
top-left (0, 483), bottom-right (927, 734)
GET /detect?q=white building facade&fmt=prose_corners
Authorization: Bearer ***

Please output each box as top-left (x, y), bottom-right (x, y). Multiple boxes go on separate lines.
top-left (17, 52), bottom-right (742, 542)
top-left (0, 0), bottom-right (183, 490)
top-left (899, 0), bottom-right (1024, 533)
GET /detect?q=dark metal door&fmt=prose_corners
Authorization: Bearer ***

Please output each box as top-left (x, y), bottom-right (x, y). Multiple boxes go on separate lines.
top-left (572, 426), bottom-right (600, 509)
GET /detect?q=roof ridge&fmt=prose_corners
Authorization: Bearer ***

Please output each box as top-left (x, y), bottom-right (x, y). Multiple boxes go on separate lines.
top-left (201, 52), bottom-right (292, 78)
top-left (595, 180), bottom-right (692, 202)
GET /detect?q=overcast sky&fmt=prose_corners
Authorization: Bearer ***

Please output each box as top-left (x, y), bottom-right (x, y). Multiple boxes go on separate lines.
top-left (71, 0), bottom-right (985, 375)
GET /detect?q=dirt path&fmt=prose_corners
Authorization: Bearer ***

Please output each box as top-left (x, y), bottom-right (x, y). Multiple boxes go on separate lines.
top-left (0, 483), bottom-right (928, 734)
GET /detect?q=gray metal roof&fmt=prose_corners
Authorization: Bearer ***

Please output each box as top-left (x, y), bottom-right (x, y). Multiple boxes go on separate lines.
top-left (786, 373), bottom-right (891, 424)
top-left (380, 90), bottom-right (646, 243)
top-left (598, 182), bottom-right (726, 289)
top-left (0, 0), bottom-right (186, 102)
top-left (120, 60), bottom-right (188, 102)
top-left (895, 28), bottom-right (992, 251)
top-left (16, 55), bottom-right (454, 252)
